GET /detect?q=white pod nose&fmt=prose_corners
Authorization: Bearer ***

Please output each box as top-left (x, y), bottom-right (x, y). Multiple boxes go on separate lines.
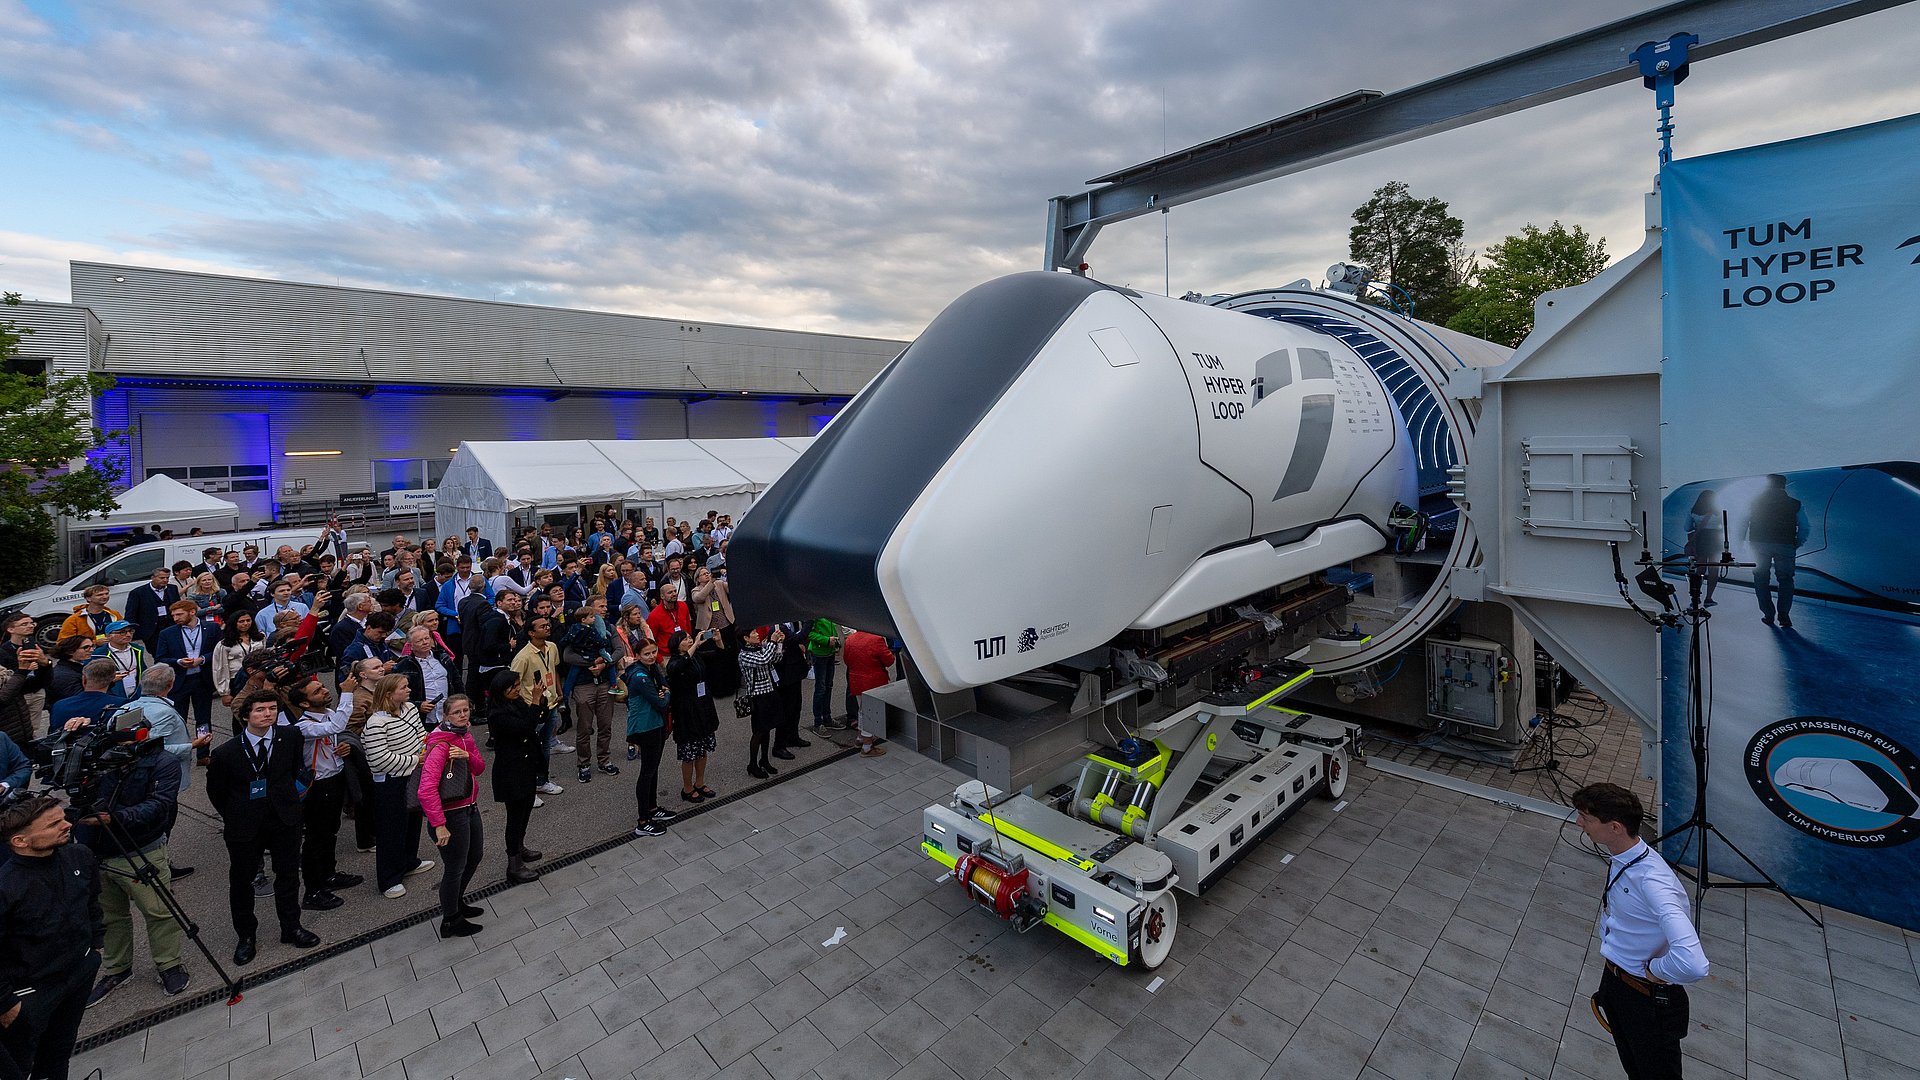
top-left (732, 272), bottom-right (1418, 693)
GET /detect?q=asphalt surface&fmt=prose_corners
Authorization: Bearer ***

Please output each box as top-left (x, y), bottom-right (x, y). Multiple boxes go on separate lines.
top-left (74, 679), bottom-right (856, 1037)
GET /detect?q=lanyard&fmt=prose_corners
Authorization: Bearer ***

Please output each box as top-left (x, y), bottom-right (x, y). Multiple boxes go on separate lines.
top-left (247, 734), bottom-right (272, 777)
top-left (1603, 848), bottom-right (1651, 915)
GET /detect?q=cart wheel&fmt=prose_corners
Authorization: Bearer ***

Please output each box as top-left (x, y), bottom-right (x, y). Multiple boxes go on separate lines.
top-left (1129, 890), bottom-right (1178, 970)
top-left (1323, 751), bottom-right (1349, 800)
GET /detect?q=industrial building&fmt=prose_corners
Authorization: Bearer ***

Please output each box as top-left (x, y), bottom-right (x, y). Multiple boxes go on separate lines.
top-left (8, 261), bottom-right (904, 528)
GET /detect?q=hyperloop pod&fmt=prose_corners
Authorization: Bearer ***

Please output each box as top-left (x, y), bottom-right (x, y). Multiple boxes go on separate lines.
top-left (730, 272), bottom-right (1418, 693)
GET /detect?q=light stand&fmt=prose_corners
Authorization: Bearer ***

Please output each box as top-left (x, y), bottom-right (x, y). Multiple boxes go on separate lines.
top-left (1614, 511), bottom-right (1821, 928)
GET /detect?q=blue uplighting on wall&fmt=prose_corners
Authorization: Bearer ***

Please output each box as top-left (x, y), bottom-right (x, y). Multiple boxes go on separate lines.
top-left (90, 387), bottom-right (132, 490)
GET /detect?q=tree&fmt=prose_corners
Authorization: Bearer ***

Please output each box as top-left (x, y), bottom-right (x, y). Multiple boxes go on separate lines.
top-left (1446, 221), bottom-right (1610, 347)
top-left (0, 293), bottom-right (123, 596)
top-left (1349, 181), bottom-right (1469, 324)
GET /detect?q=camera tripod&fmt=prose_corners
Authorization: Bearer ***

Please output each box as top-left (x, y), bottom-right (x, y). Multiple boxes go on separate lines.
top-left (85, 785), bottom-right (245, 1005)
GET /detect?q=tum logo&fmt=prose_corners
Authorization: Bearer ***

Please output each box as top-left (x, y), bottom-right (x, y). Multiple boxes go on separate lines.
top-left (973, 636), bottom-right (1006, 660)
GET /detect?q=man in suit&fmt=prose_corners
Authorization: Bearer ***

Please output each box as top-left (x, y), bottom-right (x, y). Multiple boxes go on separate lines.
top-left (392, 568), bottom-right (436, 617)
top-left (154, 600), bottom-right (217, 741)
top-left (463, 527), bottom-right (493, 562)
top-left (123, 566), bottom-right (180, 650)
top-left (207, 688), bottom-right (334, 963)
top-left (328, 595), bottom-right (374, 663)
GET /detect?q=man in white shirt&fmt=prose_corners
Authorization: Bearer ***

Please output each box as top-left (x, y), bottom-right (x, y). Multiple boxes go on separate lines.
top-left (1573, 783), bottom-right (1708, 1079)
top-left (286, 674), bottom-right (365, 911)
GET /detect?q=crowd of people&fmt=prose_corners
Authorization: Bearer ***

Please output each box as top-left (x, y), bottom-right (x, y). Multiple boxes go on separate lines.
top-left (0, 508), bottom-right (901, 1079)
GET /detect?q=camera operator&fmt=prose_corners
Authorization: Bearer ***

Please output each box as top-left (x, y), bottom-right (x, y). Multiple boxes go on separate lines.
top-left (48, 660), bottom-right (124, 733)
top-left (68, 708), bottom-right (191, 1005)
top-left (207, 690), bottom-right (324, 964)
top-left (0, 794), bottom-right (103, 1080)
top-left (0, 735), bottom-right (28, 802)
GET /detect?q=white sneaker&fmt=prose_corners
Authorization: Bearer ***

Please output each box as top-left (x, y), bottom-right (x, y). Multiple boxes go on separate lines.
top-left (549, 742), bottom-right (575, 754)
top-left (406, 859), bottom-right (435, 877)
top-left (383, 884), bottom-right (406, 899)
top-left (532, 796), bottom-right (545, 808)
top-left (536, 781), bottom-right (564, 795)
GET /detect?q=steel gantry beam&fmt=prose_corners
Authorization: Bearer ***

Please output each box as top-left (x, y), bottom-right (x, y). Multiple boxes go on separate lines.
top-left (1044, 0), bottom-right (1913, 271)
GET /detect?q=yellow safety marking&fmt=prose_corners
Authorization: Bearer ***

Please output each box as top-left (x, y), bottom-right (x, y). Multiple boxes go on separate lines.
top-left (921, 842), bottom-right (958, 869)
top-left (1044, 912), bottom-right (1128, 965)
top-left (980, 817), bottom-right (1098, 872)
top-left (1247, 667), bottom-right (1314, 709)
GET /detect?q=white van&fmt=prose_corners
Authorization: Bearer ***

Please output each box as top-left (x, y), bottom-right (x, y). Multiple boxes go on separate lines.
top-left (4, 527), bottom-right (369, 646)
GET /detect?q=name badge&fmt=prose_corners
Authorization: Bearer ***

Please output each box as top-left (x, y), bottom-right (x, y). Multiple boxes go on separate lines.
top-left (696, 682), bottom-right (706, 697)
top-left (249, 779), bottom-right (268, 800)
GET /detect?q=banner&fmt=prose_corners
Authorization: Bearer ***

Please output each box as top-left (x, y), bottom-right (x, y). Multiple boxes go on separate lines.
top-left (1661, 113), bottom-right (1920, 929)
top-left (388, 488), bottom-right (437, 514)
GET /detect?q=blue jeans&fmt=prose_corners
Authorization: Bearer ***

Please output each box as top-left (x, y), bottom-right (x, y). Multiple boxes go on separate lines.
top-left (811, 656), bottom-right (836, 725)
top-left (1751, 543), bottom-right (1797, 620)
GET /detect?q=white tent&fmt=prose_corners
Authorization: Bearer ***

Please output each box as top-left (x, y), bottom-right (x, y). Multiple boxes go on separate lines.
top-left (435, 437), bottom-right (814, 546)
top-left (80, 474), bottom-right (242, 530)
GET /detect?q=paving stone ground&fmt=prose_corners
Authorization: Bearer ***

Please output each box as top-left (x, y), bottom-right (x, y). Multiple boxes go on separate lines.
top-left (73, 748), bottom-right (1920, 1080)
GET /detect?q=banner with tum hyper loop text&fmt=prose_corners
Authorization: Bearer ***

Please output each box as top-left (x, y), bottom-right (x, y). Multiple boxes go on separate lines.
top-left (1661, 113), bottom-right (1920, 930)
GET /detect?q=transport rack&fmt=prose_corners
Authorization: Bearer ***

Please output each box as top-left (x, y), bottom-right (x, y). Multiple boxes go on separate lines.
top-left (921, 665), bottom-right (1357, 967)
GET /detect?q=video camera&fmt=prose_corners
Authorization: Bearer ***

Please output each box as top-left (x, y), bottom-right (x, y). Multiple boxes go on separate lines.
top-left (21, 720), bottom-right (169, 816)
top-left (244, 635), bottom-right (329, 690)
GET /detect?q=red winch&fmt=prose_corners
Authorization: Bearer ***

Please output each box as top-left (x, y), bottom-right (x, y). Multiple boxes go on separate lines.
top-left (954, 846), bottom-right (1032, 922)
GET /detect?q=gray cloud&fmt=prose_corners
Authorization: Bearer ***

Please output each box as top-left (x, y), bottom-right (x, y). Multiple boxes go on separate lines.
top-left (1, 0), bottom-right (1917, 337)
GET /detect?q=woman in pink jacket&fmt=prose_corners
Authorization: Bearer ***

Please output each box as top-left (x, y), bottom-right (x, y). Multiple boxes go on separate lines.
top-left (418, 694), bottom-right (487, 938)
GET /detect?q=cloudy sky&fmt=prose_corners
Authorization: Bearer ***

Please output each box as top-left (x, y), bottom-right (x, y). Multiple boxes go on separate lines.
top-left (3, 0), bottom-right (1918, 340)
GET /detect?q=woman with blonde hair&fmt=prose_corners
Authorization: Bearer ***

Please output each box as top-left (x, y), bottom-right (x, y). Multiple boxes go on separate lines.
top-left (362, 673), bottom-right (435, 898)
top-left (592, 563), bottom-right (619, 599)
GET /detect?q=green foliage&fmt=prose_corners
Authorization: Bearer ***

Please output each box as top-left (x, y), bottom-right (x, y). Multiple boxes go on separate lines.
top-left (1446, 221), bottom-right (1610, 347)
top-left (1349, 181), bottom-right (1470, 324)
top-left (0, 292), bottom-right (124, 596)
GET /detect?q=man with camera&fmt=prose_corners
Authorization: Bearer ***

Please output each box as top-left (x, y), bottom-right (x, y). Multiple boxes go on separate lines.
top-left (48, 660), bottom-right (125, 733)
top-left (0, 793), bottom-right (103, 1080)
top-left (63, 701), bottom-right (191, 1006)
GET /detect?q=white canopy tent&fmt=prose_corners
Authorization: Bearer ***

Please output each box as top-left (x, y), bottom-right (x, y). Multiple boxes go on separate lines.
top-left (435, 437), bottom-right (813, 546)
top-left (78, 474), bottom-right (242, 531)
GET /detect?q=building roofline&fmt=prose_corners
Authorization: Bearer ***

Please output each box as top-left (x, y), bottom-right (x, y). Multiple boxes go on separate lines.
top-left (70, 261), bottom-right (909, 348)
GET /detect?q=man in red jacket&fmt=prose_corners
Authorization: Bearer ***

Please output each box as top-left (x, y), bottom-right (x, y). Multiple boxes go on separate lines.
top-left (646, 584), bottom-right (693, 649)
top-left (842, 629), bottom-right (895, 757)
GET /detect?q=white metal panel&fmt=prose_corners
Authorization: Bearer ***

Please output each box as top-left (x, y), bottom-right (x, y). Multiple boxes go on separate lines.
top-left (69, 262), bottom-right (904, 395)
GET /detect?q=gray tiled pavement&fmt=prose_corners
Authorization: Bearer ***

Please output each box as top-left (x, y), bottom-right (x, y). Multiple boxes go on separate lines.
top-left (75, 749), bottom-right (1920, 1080)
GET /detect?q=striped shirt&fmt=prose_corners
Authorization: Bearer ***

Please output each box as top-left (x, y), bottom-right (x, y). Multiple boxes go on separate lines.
top-left (363, 705), bottom-right (427, 779)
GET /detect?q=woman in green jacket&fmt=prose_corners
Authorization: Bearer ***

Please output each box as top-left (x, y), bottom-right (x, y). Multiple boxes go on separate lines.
top-left (622, 640), bottom-right (673, 837)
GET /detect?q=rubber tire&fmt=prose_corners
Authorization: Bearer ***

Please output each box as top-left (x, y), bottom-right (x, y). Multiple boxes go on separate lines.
top-left (34, 615), bottom-right (65, 649)
top-left (1322, 750), bottom-right (1349, 801)
top-left (1129, 890), bottom-right (1178, 970)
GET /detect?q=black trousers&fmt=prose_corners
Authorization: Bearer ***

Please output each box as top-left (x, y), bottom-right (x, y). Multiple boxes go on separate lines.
top-left (438, 803), bottom-right (483, 918)
top-left (501, 798), bottom-right (534, 858)
top-left (170, 673), bottom-right (214, 732)
top-left (346, 752), bottom-right (378, 851)
top-left (630, 727), bottom-right (665, 820)
top-left (775, 676), bottom-right (803, 749)
top-left (371, 773), bottom-right (423, 891)
top-left (1594, 967), bottom-right (1689, 1079)
top-left (0, 950), bottom-right (98, 1080)
top-left (226, 821), bottom-right (303, 940)
top-left (301, 773), bottom-right (346, 894)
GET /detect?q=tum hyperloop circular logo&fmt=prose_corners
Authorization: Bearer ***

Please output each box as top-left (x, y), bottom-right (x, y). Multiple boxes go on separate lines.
top-left (1744, 717), bottom-right (1920, 847)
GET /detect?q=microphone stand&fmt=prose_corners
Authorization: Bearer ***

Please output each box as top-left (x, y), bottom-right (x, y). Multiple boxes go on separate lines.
top-left (1628, 510), bottom-right (1820, 927)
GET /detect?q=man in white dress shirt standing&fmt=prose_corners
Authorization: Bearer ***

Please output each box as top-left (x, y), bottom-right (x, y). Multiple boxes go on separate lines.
top-left (1573, 783), bottom-right (1709, 1079)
